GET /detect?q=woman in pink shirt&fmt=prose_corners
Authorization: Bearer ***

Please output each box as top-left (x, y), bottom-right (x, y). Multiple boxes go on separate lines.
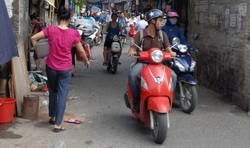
top-left (31, 7), bottom-right (90, 132)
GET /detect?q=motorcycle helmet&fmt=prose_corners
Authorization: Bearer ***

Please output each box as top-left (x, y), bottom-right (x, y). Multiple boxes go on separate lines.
top-left (96, 12), bottom-right (101, 17)
top-left (166, 9), bottom-right (179, 18)
top-left (166, 9), bottom-right (179, 25)
top-left (146, 9), bottom-right (163, 22)
top-left (140, 13), bottom-right (144, 20)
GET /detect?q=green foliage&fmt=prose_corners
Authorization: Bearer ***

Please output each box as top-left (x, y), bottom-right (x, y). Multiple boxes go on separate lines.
top-left (73, 0), bottom-right (86, 6)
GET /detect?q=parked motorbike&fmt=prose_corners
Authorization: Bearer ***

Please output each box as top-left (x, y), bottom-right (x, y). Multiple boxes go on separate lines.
top-left (76, 24), bottom-right (98, 49)
top-left (75, 30), bottom-right (91, 60)
top-left (170, 37), bottom-right (198, 113)
top-left (124, 39), bottom-right (174, 144)
top-left (95, 21), bottom-right (103, 45)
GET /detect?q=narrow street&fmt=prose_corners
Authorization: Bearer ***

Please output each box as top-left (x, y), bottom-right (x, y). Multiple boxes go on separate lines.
top-left (0, 41), bottom-right (250, 148)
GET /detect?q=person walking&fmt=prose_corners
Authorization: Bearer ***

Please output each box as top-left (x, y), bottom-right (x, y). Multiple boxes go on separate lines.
top-left (134, 13), bottom-right (148, 31)
top-left (31, 7), bottom-right (90, 132)
top-left (30, 13), bottom-right (42, 71)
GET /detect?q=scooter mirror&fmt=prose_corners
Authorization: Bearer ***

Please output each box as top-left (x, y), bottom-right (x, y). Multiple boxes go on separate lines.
top-left (172, 37), bottom-right (180, 45)
top-left (130, 38), bottom-right (143, 51)
top-left (130, 38), bottom-right (135, 44)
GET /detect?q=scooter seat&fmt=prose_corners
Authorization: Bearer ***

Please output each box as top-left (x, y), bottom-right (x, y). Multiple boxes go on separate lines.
top-left (83, 29), bottom-right (96, 36)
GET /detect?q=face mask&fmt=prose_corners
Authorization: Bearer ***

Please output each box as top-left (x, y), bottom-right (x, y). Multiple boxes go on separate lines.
top-left (169, 18), bottom-right (177, 25)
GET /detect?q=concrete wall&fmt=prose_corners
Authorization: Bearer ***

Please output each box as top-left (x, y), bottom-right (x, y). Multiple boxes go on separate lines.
top-left (188, 0), bottom-right (250, 110)
top-left (5, 0), bottom-right (29, 50)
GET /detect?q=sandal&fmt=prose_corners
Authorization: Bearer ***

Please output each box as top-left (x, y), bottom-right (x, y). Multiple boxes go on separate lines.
top-left (103, 61), bottom-right (107, 66)
top-left (53, 126), bottom-right (65, 133)
top-left (49, 118), bottom-right (55, 125)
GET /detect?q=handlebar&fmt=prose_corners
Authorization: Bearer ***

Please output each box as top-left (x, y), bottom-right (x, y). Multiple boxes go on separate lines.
top-left (119, 34), bottom-right (126, 37)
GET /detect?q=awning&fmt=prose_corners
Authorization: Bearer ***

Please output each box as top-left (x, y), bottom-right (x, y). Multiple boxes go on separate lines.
top-left (45, 0), bottom-right (55, 7)
top-left (87, 0), bottom-right (102, 4)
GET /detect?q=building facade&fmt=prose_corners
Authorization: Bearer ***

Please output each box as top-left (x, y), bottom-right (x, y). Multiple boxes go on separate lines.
top-left (188, 0), bottom-right (250, 111)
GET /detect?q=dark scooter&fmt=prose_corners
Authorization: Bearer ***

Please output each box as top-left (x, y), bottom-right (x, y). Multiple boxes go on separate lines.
top-left (170, 36), bottom-right (198, 113)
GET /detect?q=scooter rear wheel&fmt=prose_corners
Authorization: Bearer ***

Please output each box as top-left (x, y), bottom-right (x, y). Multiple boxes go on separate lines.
top-left (152, 112), bottom-right (168, 144)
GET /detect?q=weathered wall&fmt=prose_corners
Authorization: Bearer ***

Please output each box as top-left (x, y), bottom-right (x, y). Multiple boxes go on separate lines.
top-left (4, 0), bottom-right (30, 116)
top-left (5, 0), bottom-right (29, 45)
top-left (188, 0), bottom-right (250, 110)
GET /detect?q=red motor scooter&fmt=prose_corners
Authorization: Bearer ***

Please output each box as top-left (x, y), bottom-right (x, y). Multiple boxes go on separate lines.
top-left (124, 46), bottom-right (174, 144)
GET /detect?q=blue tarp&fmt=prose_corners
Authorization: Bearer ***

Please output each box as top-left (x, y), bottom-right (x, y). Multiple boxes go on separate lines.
top-left (0, 0), bottom-right (18, 65)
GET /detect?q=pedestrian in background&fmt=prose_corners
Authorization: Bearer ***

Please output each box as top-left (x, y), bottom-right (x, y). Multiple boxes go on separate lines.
top-left (68, 20), bottom-right (77, 77)
top-left (134, 13), bottom-right (148, 31)
top-left (30, 13), bottom-right (42, 71)
top-left (31, 7), bottom-right (90, 132)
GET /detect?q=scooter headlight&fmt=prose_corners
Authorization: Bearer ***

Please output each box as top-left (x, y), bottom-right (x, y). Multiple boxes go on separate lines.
top-left (190, 60), bottom-right (196, 72)
top-left (177, 45), bottom-right (188, 53)
top-left (151, 50), bottom-right (163, 63)
top-left (141, 77), bottom-right (148, 90)
top-left (175, 60), bottom-right (185, 72)
top-left (113, 35), bottom-right (119, 42)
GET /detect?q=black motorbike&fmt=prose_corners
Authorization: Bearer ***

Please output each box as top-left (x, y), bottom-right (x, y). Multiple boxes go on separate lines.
top-left (106, 34), bottom-right (125, 74)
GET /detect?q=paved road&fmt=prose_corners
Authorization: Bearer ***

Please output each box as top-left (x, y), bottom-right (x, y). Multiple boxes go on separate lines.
top-left (0, 41), bottom-right (250, 148)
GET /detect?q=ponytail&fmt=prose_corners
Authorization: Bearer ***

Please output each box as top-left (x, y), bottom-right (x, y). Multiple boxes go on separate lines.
top-left (57, 7), bottom-right (71, 21)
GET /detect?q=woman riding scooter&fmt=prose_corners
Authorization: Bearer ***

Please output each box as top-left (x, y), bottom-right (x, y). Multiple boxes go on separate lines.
top-left (103, 12), bottom-right (123, 66)
top-left (161, 9), bottom-right (187, 44)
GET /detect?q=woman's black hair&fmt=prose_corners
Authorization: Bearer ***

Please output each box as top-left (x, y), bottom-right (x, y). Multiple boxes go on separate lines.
top-left (111, 12), bottom-right (118, 17)
top-left (30, 13), bottom-right (37, 20)
top-left (57, 7), bottom-right (71, 21)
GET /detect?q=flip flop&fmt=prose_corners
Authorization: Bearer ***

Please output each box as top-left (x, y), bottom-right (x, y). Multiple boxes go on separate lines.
top-left (64, 118), bottom-right (83, 124)
top-left (53, 126), bottom-right (65, 133)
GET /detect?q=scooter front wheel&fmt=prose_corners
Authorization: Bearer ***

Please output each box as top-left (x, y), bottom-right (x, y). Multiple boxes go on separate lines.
top-left (111, 56), bottom-right (118, 74)
top-left (179, 84), bottom-right (198, 114)
top-left (152, 112), bottom-right (168, 144)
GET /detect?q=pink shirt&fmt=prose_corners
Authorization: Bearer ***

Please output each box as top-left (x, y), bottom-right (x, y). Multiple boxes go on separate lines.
top-left (43, 26), bottom-right (80, 70)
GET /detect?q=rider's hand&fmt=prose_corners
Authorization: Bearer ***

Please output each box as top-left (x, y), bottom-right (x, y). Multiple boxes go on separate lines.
top-left (170, 51), bottom-right (177, 57)
top-left (167, 46), bottom-right (177, 57)
top-left (128, 48), bottom-right (136, 57)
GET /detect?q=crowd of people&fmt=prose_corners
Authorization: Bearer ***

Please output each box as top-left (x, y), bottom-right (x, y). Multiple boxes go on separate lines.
top-left (29, 5), bottom-right (187, 132)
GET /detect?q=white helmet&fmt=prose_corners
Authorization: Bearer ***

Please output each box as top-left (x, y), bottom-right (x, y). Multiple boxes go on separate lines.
top-left (96, 12), bottom-right (101, 17)
top-left (140, 14), bottom-right (144, 20)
